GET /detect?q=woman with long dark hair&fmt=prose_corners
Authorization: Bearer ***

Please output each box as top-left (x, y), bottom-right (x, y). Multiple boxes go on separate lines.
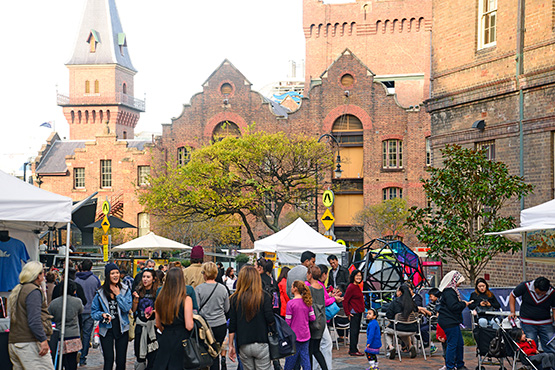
top-left (91, 263), bottom-right (133, 370)
top-left (153, 267), bottom-right (194, 370)
top-left (228, 265), bottom-right (275, 370)
top-left (343, 269), bottom-right (365, 356)
top-left (132, 268), bottom-right (159, 369)
top-left (384, 284), bottom-right (419, 359)
top-left (468, 277), bottom-right (501, 328)
top-left (277, 267), bottom-right (290, 317)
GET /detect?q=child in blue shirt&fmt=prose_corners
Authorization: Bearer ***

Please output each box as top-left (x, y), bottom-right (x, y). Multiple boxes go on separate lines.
top-left (365, 308), bottom-right (382, 370)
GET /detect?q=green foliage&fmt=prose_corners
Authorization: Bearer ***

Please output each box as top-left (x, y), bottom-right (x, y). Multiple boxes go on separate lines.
top-left (140, 131), bottom-right (334, 242)
top-left (406, 145), bottom-right (533, 281)
top-left (353, 198), bottom-right (409, 240)
top-left (235, 254), bottom-right (250, 263)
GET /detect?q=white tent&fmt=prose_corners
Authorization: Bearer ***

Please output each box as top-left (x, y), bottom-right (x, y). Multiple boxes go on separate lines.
top-left (112, 231), bottom-right (191, 255)
top-left (487, 198), bottom-right (555, 237)
top-left (239, 218), bottom-right (346, 254)
top-left (0, 170), bottom-right (72, 260)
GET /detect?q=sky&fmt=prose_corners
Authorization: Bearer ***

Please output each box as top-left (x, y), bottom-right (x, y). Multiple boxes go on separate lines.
top-left (0, 0), bottom-right (353, 175)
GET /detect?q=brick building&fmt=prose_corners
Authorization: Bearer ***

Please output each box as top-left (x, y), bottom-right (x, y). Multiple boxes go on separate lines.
top-left (155, 50), bottom-right (431, 247)
top-left (33, 0), bottom-right (151, 242)
top-left (303, 0), bottom-right (432, 106)
top-left (426, 0), bottom-right (555, 284)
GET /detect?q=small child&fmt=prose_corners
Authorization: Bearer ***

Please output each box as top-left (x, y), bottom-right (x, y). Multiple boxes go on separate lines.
top-left (284, 281), bottom-right (315, 370)
top-left (427, 288), bottom-right (441, 354)
top-left (365, 308), bottom-right (382, 370)
top-left (510, 328), bottom-right (555, 370)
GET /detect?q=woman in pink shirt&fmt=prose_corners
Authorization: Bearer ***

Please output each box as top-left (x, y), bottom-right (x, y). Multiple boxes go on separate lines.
top-left (284, 281), bottom-right (315, 370)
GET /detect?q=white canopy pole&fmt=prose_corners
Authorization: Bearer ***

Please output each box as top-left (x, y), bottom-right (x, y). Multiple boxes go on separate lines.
top-left (57, 222), bottom-right (71, 370)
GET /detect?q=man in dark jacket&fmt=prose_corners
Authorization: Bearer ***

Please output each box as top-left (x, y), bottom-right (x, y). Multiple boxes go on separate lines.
top-left (75, 259), bottom-right (101, 366)
top-left (327, 254), bottom-right (350, 294)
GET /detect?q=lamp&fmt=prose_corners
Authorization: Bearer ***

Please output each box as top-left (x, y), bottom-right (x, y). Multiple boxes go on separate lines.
top-left (334, 154), bottom-right (343, 179)
top-left (472, 119), bottom-right (486, 131)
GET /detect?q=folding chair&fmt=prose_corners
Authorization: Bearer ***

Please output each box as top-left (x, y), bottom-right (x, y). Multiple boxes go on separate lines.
top-left (391, 312), bottom-right (427, 362)
top-left (332, 314), bottom-right (350, 350)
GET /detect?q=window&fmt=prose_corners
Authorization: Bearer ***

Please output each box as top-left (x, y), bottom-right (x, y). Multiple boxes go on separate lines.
top-left (94, 80), bottom-right (99, 94)
top-left (479, 0), bottom-right (497, 48)
top-left (264, 194), bottom-right (276, 217)
top-left (100, 160), bottom-right (112, 188)
top-left (383, 187), bottom-right (403, 200)
top-left (74, 168), bottom-right (85, 189)
top-left (426, 137), bottom-right (432, 166)
top-left (138, 213), bottom-right (150, 237)
top-left (138, 166), bottom-right (150, 186)
top-left (85, 80), bottom-right (90, 94)
top-left (341, 74), bottom-right (354, 87)
top-left (220, 83), bottom-right (233, 95)
top-left (383, 139), bottom-right (403, 168)
top-left (476, 140), bottom-right (495, 161)
top-left (122, 83), bottom-right (127, 94)
top-left (177, 146), bottom-right (191, 166)
top-left (213, 121), bottom-right (241, 141)
top-left (332, 114), bottom-right (363, 145)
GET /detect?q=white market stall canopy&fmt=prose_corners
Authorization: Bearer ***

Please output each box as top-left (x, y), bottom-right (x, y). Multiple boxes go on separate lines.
top-left (0, 170), bottom-right (72, 232)
top-left (487, 198), bottom-right (555, 237)
top-left (111, 231), bottom-right (192, 253)
top-left (240, 218), bottom-right (346, 254)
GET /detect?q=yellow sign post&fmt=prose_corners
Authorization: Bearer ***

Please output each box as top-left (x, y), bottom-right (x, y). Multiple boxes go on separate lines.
top-left (101, 216), bottom-right (110, 234)
top-left (103, 244), bottom-right (109, 262)
top-left (101, 213), bottom-right (111, 262)
top-left (321, 208), bottom-right (335, 231)
top-left (322, 190), bottom-right (334, 208)
top-left (102, 200), bottom-right (111, 216)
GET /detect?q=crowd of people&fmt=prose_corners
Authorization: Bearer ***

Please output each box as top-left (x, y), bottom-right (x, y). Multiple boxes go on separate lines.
top-left (6, 246), bottom-right (555, 370)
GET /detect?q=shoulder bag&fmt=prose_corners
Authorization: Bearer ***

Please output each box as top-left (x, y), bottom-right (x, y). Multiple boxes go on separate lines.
top-left (182, 321), bottom-right (213, 369)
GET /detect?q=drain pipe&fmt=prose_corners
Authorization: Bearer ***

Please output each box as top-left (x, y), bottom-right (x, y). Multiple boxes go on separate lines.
top-left (516, 0), bottom-right (526, 280)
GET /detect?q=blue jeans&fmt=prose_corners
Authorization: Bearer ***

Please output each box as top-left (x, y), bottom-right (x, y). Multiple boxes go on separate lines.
top-left (521, 323), bottom-right (555, 354)
top-left (285, 340), bottom-right (310, 370)
top-left (443, 325), bottom-right (464, 370)
top-left (80, 313), bottom-right (95, 363)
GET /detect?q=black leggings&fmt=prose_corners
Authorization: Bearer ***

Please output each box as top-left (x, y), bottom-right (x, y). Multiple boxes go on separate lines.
top-left (349, 312), bottom-right (362, 353)
top-left (309, 338), bottom-right (328, 370)
top-left (210, 324), bottom-right (228, 370)
top-left (99, 329), bottom-right (129, 370)
top-left (134, 324), bottom-right (157, 369)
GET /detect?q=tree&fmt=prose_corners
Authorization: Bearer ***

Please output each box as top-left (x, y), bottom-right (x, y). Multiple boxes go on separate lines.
top-left (353, 198), bottom-right (409, 240)
top-left (406, 145), bottom-right (533, 282)
top-left (140, 131), bottom-right (334, 242)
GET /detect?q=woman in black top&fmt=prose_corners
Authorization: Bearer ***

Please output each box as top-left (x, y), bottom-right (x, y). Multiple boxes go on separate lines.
top-left (468, 278), bottom-right (501, 328)
top-left (384, 284), bottom-right (419, 359)
top-left (438, 271), bottom-right (473, 370)
top-left (228, 265), bottom-right (276, 370)
top-left (132, 268), bottom-right (159, 369)
top-left (153, 267), bottom-right (194, 370)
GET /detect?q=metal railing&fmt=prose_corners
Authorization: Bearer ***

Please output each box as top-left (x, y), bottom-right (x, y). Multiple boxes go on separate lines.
top-left (57, 92), bottom-right (145, 112)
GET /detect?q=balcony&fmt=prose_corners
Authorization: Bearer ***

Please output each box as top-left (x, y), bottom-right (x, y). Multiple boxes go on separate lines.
top-left (57, 92), bottom-right (145, 112)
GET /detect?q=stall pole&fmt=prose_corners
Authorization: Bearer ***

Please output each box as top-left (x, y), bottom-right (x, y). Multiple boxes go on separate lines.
top-left (57, 222), bottom-right (71, 370)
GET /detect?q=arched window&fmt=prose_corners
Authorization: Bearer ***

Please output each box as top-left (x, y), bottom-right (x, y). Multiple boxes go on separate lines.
top-left (122, 131), bottom-right (127, 139)
top-left (106, 110), bottom-right (110, 123)
top-left (92, 110), bottom-right (96, 123)
top-left (212, 121), bottom-right (241, 141)
top-left (71, 111), bottom-right (75, 124)
top-left (122, 83), bottom-right (127, 94)
top-left (382, 139), bottom-right (403, 168)
top-left (94, 80), bottom-right (99, 94)
top-left (177, 146), bottom-right (191, 166)
top-left (85, 110), bottom-right (89, 124)
top-left (85, 80), bottom-right (90, 94)
top-left (383, 187), bottom-right (403, 200)
top-left (78, 111), bottom-right (82, 124)
top-left (331, 114), bottom-right (363, 145)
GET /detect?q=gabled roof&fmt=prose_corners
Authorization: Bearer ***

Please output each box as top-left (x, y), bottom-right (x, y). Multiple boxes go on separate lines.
top-left (202, 59), bottom-right (252, 88)
top-left (35, 141), bottom-right (87, 174)
top-left (319, 48), bottom-right (375, 79)
top-left (67, 0), bottom-right (135, 71)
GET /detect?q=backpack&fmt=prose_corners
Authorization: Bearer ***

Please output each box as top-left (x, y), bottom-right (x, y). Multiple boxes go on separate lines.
top-left (262, 275), bottom-right (280, 310)
top-left (273, 314), bottom-right (297, 358)
top-left (489, 330), bottom-right (506, 358)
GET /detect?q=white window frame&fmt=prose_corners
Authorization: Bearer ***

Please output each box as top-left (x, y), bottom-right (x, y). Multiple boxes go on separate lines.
top-left (425, 137), bottom-right (432, 166)
top-left (382, 139), bottom-right (403, 169)
top-left (100, 160), bottom-right (112, 188)
top-left (382, 187), bottom-right (403, 200)
top-left (74, 168), bottom-right (85, 189)
top-left (478, 0), bottom-right (497, 49)
top-left (138, 166), bottom-right (150, 186)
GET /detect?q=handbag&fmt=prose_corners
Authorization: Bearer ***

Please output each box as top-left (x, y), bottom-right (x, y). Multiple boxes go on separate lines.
top-left (325, 302), bottom-right (340, 320)
top-left (182, 322), bottom-right (213, 370)
top-left (268, 314), bottom-right (296, 360)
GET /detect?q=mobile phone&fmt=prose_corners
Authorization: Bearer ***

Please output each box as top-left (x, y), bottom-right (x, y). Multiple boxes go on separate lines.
top-left (145, 306), bottom-right (153, 315)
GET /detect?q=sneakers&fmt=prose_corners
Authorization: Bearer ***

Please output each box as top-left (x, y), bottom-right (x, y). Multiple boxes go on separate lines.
top-left (430, 344), bottom-right (438, 355)
top-left (438, 366), bottom-right (447, 370)
top-left (387, 348), bottom-right (396, 360)
top-left (409, 345), bottom-right (417, 358)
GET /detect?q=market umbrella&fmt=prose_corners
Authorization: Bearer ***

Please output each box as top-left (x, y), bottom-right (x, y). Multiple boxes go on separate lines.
top-left (85, 215), bottom-right (136, 229)
top-left (111, 231), bottom-right (191, 254)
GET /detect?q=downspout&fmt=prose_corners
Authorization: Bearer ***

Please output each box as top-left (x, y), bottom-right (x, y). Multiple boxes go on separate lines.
top-left (516, 0), bottom-right (526, 280)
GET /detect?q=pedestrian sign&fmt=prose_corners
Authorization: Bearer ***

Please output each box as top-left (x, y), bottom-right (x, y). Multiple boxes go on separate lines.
top-left (102, 200), bottom-right (111, 216)
top-left (102, 235), bottom-right (109, 245)
top-left (322, 190), bottom-right (334, 208)
top-left (101, 216), bottom-right (110, 234)
top-left (321, 208), bottom-right (335, 231)
top-left (336, 239), bottom-right (346, 246)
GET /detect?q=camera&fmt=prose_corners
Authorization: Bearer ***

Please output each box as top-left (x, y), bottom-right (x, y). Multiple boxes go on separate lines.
top-left (102, 315), bottom-right (111, 324)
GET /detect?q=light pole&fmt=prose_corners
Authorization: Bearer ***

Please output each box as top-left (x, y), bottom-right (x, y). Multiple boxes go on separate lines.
top-left (315, 133), bottom-right (343, 232)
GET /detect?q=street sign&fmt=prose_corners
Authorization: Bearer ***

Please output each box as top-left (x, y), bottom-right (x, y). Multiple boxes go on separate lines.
top-left (102, 235), bottom-right (109, 245)
top-left (102, 200), bottom-right (111, 216)
top-left (321, 208), bottom-right (335, 231)
top-left (103, 244), bottom-right (109, 262)
top-left (324, 235), bottom-right (333, 240)
top-left (322, 190), bottom-right (334, 208)
top-left (336, 239), bottom-right (346, 246)
top-left (101, 216), bottom-right (110, 234)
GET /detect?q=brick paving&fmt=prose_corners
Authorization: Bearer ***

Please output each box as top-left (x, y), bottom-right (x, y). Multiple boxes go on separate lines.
top-left (81, 333), bottom-right (481, 370)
